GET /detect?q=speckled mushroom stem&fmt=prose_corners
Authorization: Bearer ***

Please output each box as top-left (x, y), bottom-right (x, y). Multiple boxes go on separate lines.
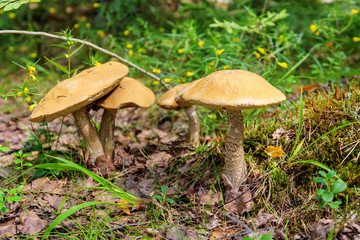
top-left (73, 107), bottom-right (105, 165)
top-left (184, 106), bottom-right (200, 147)
top-left (224, 110), bottom-right (247, 188)
top-left (99, 109), bottom-right (117, 160)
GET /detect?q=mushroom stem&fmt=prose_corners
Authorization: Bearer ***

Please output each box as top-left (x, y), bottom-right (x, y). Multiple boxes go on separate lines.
top-left (99, 109), bottom-right (117, 160)
top-left (184, 106), bottom-right (200, 147)
top-left (224, 110), bottom-right (247, 188)
top-left (73, 107), bottom-right (105, 165)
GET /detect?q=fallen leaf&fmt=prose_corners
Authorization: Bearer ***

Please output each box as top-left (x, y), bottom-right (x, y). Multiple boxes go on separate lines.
top-left (19, 211), bottom-right (47, 235)
top-left (264, 146), bottom-right (285, 158)
top-left (118, 199), bottom-right (131, 215)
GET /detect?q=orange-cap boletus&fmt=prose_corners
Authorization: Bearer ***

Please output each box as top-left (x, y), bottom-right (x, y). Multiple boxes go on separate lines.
top-left (30, 61), bottom-right (129, 169)
top-left (178, 70), bottom-right (286, 188)
top-left (96, 77), bottom-right (155, 160)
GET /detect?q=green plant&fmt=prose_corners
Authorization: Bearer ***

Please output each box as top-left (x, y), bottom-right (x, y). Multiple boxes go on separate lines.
top-left (13, 149), bottom-right (32, 170)
top-left (152, 186), bottom-right (175, 205)
top-left (314, 170), bottom-right (347, 209)
top-left (0, 0), bottom-right (40, 11)
top-left (0, 185), bottom-right (23, 213)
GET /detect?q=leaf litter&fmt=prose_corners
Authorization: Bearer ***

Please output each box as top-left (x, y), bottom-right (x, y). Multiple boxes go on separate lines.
top-left (1, 84), bottom-right (360, 239)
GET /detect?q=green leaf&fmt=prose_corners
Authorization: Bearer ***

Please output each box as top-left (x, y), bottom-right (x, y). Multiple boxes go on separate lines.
top-left (319, 171), bottom-right (327, 178)
top-left (320, 191), bottom-right (334, 202)
top-left (326, 170), bottom-right (336, 179)
top-left (332, 179), bottom-right (347, 194)
top-left (44, 56), bottom-right (69, 74)
top-left (328, 201), bottom-right (342, 209)
top-left (314, 177), bottom-right (327, 185)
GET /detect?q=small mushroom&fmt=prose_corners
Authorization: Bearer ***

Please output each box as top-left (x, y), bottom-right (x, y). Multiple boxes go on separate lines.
top-left (96, 77), bottom-right (155, 160)
top-left (157, 80), bottom-right (201, 146)
top-left (178, 70), bottom-right (286, 188)
top-left (29, 61), bottom-right (129, 169)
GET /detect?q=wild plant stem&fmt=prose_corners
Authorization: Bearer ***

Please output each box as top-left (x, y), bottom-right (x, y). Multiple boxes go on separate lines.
top-left (0, 30), bottom-right (171, 90)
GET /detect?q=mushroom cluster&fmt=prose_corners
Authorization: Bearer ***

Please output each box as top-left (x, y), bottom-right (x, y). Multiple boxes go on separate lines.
top-left (30, 61), bottom-right (155, 172)
top-left (177, 70), bottom-right (286, 188)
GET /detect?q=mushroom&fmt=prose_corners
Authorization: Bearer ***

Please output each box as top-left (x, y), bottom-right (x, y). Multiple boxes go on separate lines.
top-left (157, 80), bottom-right (201, 146)
top-left (96, 77), bottom-right (155, 160)
top-left (178, 70), bottom-right (286, 188)
top-left (29, 61), bottom-right (129, 169)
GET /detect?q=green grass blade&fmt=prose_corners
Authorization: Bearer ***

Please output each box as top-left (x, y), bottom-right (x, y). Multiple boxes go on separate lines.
top-left (43, 201), bottom-right (118, 237)
top-left (288, 160), bottom-right (331, 172)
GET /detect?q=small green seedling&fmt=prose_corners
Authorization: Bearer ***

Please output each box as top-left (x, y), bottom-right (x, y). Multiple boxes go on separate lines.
top-left (152, 186), bottom-right (175, 204)
top-left (314, 170), bottom-right (347, 209)
top-left (14, 149), bottom-right (33, 170)
top-left (0, 185), bottom-right (23, 214)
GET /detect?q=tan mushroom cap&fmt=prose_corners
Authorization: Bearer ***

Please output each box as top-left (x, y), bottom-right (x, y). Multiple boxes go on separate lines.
top-left (30, 61), bottom-right (129, 122)
top-left (180, 70), bottom-right (286, 110)
top-left (157, 79), bottom-right (202, 110)
top-left (97, 77), bottom-right (155, 109)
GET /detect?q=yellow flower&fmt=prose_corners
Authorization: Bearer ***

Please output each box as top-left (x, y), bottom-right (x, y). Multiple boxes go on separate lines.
top-left (28, 66), bottom-right (36, 75)
top-left (9, 46), bottom-right (14, 52)
top-left (253, 51), bottom-right (260, 58)
top-left (49, 8), bottom-right (56, 14)
top-left (129, 50), bottom-right (133, 56)
top-left (30, 75), bottom-right (37, 81)
top-left (93, 3), bottom-right (100, 8)
top-left (29, 104), bottom-right (37, 111)
top-left (80, 16), bottom-right (87, 22)
top-left (353, 37), bottom-right (360, 42)
top-left (152, 68), bottom-right (161, 74)
top-left (216, 49), bottom-right (224, 55)
top-left (209, 114), bottom-right (217, 119)
top-left (124, 30), bottom-right (130, 36)
top-left (74, 23), bottom-right (79, 29)
top-left (26, 96), bottom-right (31, 102)
top-left (30, 52), bottom-right (37, 58)
top-left (257, 47), bottom-right (266, 55)
top-left (209, 62), bottom-right (215, 66)
top-left (177, 48), bottom-right (186, 54)
top-left (17, 91), bottom-right (23, 97)
top-left (138, 48), bottom-right (147, 54)
top-left (279, 34), bottom-right (284, 44)
top-left (351, 9), bottom-right (358, 15)
top-left (24, 87), bottom-right (29, 92)
top-left (97, 30), bottom-right (105, 38)
top-left (86, 23), bottom-right (91, 28)
top-left (164, 78), bottom-right (171, 83)
top-left (223, 65), bottom-right (230, 70)
top-left (310, 24), bottom-right (317, 33)
top-left (126, 43), bottom-right (133, 49)
top-left (95, 61), bottom-right (102, 66)
top-left (315, 31), bottom-right (320, 36)
top-left (278, 62), bottom-right (288, 68)
top-left (9, 13), bottom-right (16, 19)
top-left (152, 80), bottom-right (159, 85)
top-left (159, 27), bottom-right (165, 33)
top-left (232, 37), bottom-right (240, 42)
top-left (186, 72), bottom-right (194, 77)
top-left (198, 41), bottom-right (204, 48)
top-left (0, 9), bottom-right (4, 14)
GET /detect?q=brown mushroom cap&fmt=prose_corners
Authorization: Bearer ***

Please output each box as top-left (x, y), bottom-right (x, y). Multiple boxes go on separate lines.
top-left (30, 61), bottom-right (129, 122)
top-left (96, 77), bottom-right (155, 109)
top-left (180, 70), bottom-right (286, 110)
top-left (157, 79), bottom-right (202, 110)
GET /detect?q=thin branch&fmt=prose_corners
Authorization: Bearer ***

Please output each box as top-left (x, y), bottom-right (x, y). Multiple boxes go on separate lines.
top-left (0, 30), bottom-right (172, 90)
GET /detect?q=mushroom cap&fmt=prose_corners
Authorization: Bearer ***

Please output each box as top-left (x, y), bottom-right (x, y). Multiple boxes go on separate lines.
top-left (179, 70), bottom-right (286, 110)
top-left (30, 61), bottom-right (129, 122)
top-left (156, 82), bottom-right (193, 110)
top-left (96, 77), bottom-right (155, 109)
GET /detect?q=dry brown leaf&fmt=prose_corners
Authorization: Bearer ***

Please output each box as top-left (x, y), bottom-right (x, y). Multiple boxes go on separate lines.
top-left (199, 189), bottom-right (220, 205)
top-left (210, 229), bottom-right (227, 240)
top-left (253, 213), bottom-right (282, 228)
top-left (0, 220), bottom-right (17, 237)
top-left (264, 146), bottom-right (285, 158)
top-left (147, 152), bottom-right (172, 168)
top-left (19, 211), bottom-right (47, 235)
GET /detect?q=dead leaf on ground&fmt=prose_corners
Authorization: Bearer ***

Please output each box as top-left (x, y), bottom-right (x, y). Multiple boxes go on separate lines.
top-left (199, 188), bottom-right (220, 205)
top-left (308, 218), bottom-right (335, 240)
top-left (147, 152), bottom-right (172, 168)
top-left (0, 220), bottom-right (17, 237)
top-left (252, 213), bottom-right (283, 228)
top-left (19, 211), bottom-right (47, 235)
top-left (264, 146), bottom-right (285, 158)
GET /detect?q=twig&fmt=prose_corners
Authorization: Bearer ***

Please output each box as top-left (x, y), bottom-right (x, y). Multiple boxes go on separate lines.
top-left (213, 227), bottom-right (275, 240)
top-left (0, 30), bottom-right (172, 90)
top-left (103, 221), bottom-right (152, 232)
top-left (224, 212), bottom-right (253, 232)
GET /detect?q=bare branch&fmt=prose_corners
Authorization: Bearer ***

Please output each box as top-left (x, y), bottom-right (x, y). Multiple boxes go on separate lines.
top-left (0, 30), bottom-right (172, 90)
